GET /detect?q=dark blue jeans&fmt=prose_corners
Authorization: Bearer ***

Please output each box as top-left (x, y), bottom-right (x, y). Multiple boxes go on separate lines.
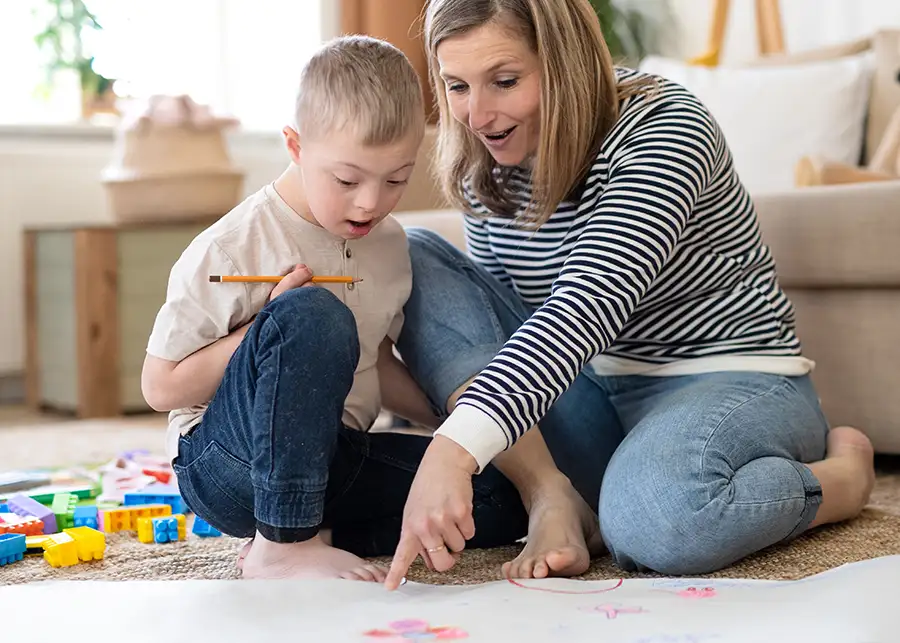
top-left (172, 287), bottom-right (528, 557)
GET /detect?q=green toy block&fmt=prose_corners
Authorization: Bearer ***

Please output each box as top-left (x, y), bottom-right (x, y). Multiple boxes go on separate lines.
top-left (28, 484), bottom-right (100, 505)
top-left (51, 493), bottom-right (79, 531)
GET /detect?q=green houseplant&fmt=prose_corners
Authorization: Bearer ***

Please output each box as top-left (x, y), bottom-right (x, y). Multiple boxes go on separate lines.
top-left (34, 0), bottom-right (117, 119)
top-left (588, 0), bottom-right (667, 66)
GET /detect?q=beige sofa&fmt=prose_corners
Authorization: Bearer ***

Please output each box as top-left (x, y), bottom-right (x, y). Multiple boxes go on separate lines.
top-left (393, 131), bottom-right (900, 455)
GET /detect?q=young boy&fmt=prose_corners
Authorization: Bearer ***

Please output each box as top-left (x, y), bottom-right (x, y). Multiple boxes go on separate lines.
top-left (141, 36), bottom-right (529, 581)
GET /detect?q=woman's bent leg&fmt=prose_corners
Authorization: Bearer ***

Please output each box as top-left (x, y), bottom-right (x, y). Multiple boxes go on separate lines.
top-left (398, 228), bottom-right (624, 578)
top-left (599, 371), bottom-right (872, 575)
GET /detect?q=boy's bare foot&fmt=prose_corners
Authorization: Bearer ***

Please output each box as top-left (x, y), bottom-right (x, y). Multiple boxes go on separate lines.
top-left (807, 426), bottom-right (875, 529)
top-left (240, 532), bottom-right (388, 581)
top-left (502, 477), bottom-right (605, 580)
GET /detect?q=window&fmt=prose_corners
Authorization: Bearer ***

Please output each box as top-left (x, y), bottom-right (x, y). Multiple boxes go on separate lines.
top-left (1, 0), bottom-right (335, 132)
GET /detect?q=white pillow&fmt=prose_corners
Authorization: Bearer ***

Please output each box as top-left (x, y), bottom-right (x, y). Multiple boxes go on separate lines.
top-left (637, 54), bottom-right (874, 195)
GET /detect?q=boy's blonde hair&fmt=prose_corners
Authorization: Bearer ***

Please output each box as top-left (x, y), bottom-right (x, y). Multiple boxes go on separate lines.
top-left (424, 0), bottom-right (657, 227)
top-left (296, 35), bottom-right (426, 146)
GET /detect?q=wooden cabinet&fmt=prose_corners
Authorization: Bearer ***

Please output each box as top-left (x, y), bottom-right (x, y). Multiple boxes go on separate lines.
top-left (24, 220), bottom-right (214, 417)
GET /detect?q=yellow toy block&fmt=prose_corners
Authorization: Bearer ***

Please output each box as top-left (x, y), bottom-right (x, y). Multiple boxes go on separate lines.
top-left (63, 526), bottom-right (106, 561)
top-left (100, 508), bottom-right (133, 533)
top-left (100, 503), bottom-right (171, 532)
top-left (137, 514), bottom-right (187, 543)
top-left (26, 534), bottom-right (52, 549)
top-left (43, 532), bottom-right (80, 568)
top-left (136, 516), bottom-right (154, 544)
top-left (130, 504), bottom-right (172, 522)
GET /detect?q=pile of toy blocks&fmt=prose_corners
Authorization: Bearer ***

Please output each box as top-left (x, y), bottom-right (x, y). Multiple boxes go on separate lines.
top-left (0, 481), bottom-right (222, 569)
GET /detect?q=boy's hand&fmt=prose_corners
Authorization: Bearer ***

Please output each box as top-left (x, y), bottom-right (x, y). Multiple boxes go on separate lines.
top-left (269, 264), bottom-right (313, 301)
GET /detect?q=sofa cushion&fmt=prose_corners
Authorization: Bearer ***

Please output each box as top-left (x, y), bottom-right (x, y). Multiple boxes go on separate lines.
top-left (638, 54), bottom-right (873, 195)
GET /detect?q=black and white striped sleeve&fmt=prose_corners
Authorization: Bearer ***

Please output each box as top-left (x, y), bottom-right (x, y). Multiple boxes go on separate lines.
top-left (463, 213), bottom-right (513, 287)
top-left (434, 98), bottom-right (720, 471)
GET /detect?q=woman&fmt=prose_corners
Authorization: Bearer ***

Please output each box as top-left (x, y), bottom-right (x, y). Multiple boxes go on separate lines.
top-left (383, 0), bottom-right (876, 589)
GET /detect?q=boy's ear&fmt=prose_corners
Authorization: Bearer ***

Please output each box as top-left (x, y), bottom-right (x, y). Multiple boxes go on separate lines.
top-left (283, 126), bottom-right (302, 164)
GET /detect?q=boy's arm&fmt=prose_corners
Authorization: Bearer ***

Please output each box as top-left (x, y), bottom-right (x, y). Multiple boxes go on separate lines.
top-left (141, 321), bottom-right (252, 412)
top-left (377, 337), bottom-right (440, 430)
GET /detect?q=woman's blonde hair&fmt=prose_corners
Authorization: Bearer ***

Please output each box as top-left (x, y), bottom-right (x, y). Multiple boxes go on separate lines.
top-left (424, 0), bottom-right (655, 226)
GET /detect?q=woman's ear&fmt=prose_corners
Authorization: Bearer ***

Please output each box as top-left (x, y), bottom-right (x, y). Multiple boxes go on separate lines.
top-left (282, 126), bottom-right (302, 164)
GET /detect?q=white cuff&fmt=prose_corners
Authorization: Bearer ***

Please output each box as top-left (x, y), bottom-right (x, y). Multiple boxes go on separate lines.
top-left (434, 404), bottom-right (510, 474)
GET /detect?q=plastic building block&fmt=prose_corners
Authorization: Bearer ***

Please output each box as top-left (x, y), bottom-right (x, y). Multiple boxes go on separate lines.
top-left (137, 514), bottom-right (186, 544)
top-left (0, 533), bottom-right (26, 566)
top-left (43, 532), bottom-right (79, 568)
top-left (99, 503), bottom-right (170, 533)
top-left (0, 514), bottom-right (44, 536)
top-left (124, 483), bottom-right (186, 514)
top-left (63, 526), bottom-right (106, 561)
top-left (51, 493), bottom-right (79, 531)
top-left (25, 534), bottom-right (52, 555)
top-left (7, 494), bottom-right (56, 534)
top-left (73, 505), bottom-right (99, 529)
top-left (142, 468), bottom-right (173, 485)
top-left (29, 484), bottom-right (99, 505)
top-left (192, 516), bottom-right (222, 538)
top-left (0, 503), bottom-right (7, 513)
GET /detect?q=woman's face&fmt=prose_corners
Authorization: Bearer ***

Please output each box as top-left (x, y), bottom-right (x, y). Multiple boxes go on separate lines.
top-left (436, 21), bottom-right (541, 168)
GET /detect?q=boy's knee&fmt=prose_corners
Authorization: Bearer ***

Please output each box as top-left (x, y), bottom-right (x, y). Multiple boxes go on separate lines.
top-left (261, 287), bottom-right (358, 348)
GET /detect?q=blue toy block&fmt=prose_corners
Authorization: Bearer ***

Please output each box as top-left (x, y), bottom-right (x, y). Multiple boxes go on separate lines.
top-left (191, 516), bottom-right (222, 538)
top-left (0, 504), bottom-right (8, 513)
top-left (153, 516), bottom-right (180, 543)
top-left (73, 505), bottom-right (99, 529)
top-left (0, 533), bottom-right (26, 566)
top-left (124, 483), bottom-right (186, 514)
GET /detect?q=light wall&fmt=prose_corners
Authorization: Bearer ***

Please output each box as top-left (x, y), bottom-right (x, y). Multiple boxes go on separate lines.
top-left (1, 0), bottom-right (900, 375)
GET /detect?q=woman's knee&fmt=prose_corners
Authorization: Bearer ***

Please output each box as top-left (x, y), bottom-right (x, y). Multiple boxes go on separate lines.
top-left (600, 485), bottom-right (731, 575)
top-left (406, 226), bottom-right (466, 272)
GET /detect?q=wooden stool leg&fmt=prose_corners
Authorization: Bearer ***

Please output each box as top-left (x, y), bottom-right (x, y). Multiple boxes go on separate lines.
top-left (756, 0), bottom-right (785, 56)
top-left (74, 229), bottom-right (121, 418)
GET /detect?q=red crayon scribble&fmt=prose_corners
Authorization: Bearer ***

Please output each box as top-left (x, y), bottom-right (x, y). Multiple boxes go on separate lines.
top-left (506, 577), bottom-right (624, 594)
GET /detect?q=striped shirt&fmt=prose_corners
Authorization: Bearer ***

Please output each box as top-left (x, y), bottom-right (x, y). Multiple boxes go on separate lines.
top-left (434, 68), bottom-right (813, 472)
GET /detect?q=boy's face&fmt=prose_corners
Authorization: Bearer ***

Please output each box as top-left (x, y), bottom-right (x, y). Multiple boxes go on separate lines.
top-left (285, 127), bottom-right (422, 240)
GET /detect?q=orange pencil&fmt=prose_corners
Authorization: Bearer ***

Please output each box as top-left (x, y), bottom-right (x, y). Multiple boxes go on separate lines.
top-left (209, 275), bottom-right (361, 284)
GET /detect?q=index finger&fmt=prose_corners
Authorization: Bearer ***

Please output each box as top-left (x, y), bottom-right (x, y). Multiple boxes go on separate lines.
top-left (385, 534), bottom-right (420, 591)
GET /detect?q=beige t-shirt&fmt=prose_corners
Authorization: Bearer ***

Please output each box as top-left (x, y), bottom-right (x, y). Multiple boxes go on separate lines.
top-left (146, 184), bottom-right (412, 460)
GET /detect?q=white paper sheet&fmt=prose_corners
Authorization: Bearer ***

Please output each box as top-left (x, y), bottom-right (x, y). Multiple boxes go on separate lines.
top-left (2, 556), bottom-right (898, 642)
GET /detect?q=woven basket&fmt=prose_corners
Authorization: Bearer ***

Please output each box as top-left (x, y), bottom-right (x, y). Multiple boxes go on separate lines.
top-left (101, 95), bottom-right (245, 223)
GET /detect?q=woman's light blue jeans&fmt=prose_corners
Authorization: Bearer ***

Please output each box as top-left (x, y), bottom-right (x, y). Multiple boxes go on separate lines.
top-left (396, 228), bottom-right (830, 575)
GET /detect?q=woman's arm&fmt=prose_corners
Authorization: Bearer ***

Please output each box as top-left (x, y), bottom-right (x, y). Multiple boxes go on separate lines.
top-left (438, 97), bottom-right (720, 471)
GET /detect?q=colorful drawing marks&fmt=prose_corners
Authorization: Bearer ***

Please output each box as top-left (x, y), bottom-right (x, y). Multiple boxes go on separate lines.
top-left (580, 603), bottom-right (647, 619)
top-left (364, 619), bottom-right (468, 641)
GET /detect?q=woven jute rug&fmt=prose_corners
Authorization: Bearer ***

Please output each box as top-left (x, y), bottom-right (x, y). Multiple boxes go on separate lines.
top-left (1, 414), bottom-right (898, 585)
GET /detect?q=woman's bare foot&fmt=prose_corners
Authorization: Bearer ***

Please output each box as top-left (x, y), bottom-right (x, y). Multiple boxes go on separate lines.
top-left (502, 477), bottom-right (605, 580)
top-left (240, 532), bottom-right (388, 581)
top-left (236, 539), bottom-right (253, 571)
top-left (807, 426), bottom-right (875, 529)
